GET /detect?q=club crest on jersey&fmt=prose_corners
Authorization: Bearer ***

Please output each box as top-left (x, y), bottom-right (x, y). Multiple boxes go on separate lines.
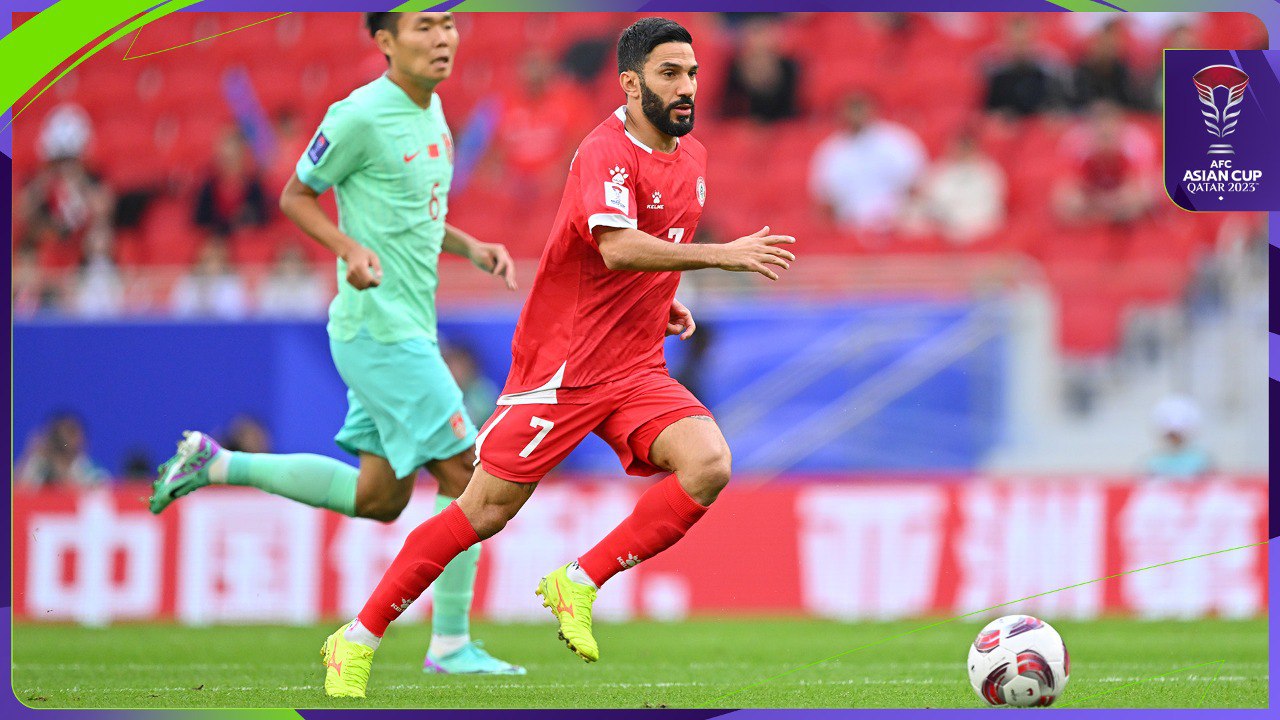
top-left (647, 190), bottom-right (665, 210)
top-left (308, 132), bottom-right (330, 163)
top-left (696, 176), bottom-right (706, 206)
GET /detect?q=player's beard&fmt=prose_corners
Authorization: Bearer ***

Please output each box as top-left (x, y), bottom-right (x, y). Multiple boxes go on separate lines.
top-left (640, 78), bottom-right (695, 138)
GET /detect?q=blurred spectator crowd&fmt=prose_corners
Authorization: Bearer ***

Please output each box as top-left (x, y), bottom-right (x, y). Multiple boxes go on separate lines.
top-left (15, 341), bottom-right (494, 488)
top-left (15, 410), bottom-right (271, 488)
top-left (10, 11), bottom-right (1269, 360)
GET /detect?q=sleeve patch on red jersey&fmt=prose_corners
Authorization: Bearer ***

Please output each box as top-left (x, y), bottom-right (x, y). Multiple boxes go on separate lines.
top-left (604, 182), bottom-right (630, 214)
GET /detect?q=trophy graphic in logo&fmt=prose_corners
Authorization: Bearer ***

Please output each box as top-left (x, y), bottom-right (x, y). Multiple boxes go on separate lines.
top-left (1192, 64), bottom-right (1249, 155)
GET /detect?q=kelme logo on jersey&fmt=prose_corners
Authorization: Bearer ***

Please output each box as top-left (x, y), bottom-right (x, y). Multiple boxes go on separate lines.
top-left (308, 132), bottom-right (330, 164)
top-left (1192, 64), bottom-right (1249, 155)
top-left (647, 190), bottom-right (665, 210)
top-left (696, 176), bottom-right (706, 207)
top-left (616, 553), bottom-right (641, 570)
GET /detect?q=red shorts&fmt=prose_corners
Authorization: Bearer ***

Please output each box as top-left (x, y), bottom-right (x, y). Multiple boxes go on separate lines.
top-left (475, 371), bottom-right (710, 484)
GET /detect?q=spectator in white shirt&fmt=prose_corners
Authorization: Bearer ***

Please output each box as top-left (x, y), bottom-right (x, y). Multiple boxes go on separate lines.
top-left (71, 229), bottom-right (126, 318)
top-left (170, 238), bottom-right (249, 319)
top-left (810, 93), bottom-right (927, 234)
top-left (258, 244), bottom-right (328, 318)
top-left (902, 129), bottom-right (1007, 244)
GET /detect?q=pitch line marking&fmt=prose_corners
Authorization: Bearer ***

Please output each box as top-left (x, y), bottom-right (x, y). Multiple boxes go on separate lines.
top-left (702, 538), bottom-right (1270, 707)
top-left (1054, 659), bottom-right (1227, 708)
top-left (16, 674), bottom-right (1263, 697)
top-left (17, 659), bottom-right (1267, 671)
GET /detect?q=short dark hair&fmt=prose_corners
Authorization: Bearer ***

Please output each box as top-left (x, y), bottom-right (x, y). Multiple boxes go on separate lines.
top-left (48, 409), bottom-right (85, 428)
top-left (364, 12), bottom-right (399, 39)
top-left (616, 17), bottom-right (693, 75)
top-left (365, 13), bottom-right (399, 64)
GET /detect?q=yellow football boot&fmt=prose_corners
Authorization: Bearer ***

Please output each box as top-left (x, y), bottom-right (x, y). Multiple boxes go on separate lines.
top-left (536, 564), bottom-right (600, 662)
top-left (320, 623), bottom-right (375, 698)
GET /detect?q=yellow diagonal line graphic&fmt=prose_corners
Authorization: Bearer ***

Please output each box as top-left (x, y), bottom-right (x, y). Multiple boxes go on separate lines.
top-left (122, 12), bottom-right (292, 60)
top-left (702, 538), bottom-right (1269, 707)
top-left (3, 0), bottom-right (199, 132)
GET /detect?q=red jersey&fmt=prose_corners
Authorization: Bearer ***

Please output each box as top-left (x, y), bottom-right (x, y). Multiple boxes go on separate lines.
top-left (500, 107), bottom-right (708, 404)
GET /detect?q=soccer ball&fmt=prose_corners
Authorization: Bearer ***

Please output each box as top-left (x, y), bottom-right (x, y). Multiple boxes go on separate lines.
top-left (967, 615), bottom-right (1070, 707)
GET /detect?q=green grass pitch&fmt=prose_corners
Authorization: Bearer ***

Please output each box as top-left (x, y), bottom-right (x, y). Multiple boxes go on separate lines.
top-left (11, 618), bottom-right (1267, 709)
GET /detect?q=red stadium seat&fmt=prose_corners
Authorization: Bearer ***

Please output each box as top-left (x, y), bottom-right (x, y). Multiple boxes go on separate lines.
top-left (228, 225), bottom-right (279, 266)
top-left (73, 68), bottom-right (139, 110)
top-left (132, 11), bottom-right (199, 51)
top-left (142, 199), bottom-right (199, 266)
top-left (1117, 256), bottom-right (1189, 305)
top-left (1202, 12), bottom-right (1268, 50)
top-left (903, 105), bottom-right (975, 158)
top-left (1127, 218), bottom-right (1196, 266)
top-left (1057, 287), bottom-right (1125, 356)
top-left (148, 65), bottom-right (228, 117)
top-left (1035, 224), bottom-right (1123, 267)
top-left (250, 63), bottom-right (306, 116)
top-left (114, 227), bottom-right (149, 266)
top-left (13, 3), bottom-right (1236, 331)
top-left (203, 13), bottom-right (290, 65)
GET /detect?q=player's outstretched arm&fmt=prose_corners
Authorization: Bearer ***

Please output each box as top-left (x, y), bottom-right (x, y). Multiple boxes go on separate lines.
top-left (442, 223), bottom-right (518, 291)
top-left (596, 225), bottom-right (795, 280)
top-left (280, 173), bottom-right (382, 290)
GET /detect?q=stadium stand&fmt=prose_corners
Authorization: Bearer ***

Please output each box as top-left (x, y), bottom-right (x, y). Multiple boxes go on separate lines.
top-left (10, 11), bottom-right (1269, 358)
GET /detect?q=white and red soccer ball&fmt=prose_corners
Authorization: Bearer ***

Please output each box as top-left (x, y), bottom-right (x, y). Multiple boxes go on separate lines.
top-left (967, 615), bottom-right (1070, 707)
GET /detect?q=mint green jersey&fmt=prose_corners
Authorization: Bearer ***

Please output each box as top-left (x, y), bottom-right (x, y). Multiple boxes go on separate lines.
top-left (296, 74), bottom-right (454, 343)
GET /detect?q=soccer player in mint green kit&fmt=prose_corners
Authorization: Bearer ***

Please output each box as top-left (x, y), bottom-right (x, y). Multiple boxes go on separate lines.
top-left (149, 11), bottom-right (524, 676)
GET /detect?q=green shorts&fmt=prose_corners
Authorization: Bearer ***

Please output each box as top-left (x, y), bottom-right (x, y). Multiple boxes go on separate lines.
top-left (329, 329), bottom-right (478, 479)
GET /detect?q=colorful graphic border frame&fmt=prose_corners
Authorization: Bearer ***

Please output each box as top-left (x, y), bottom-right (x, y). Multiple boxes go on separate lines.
top-left (2, 0), bottom-right (1275, 717)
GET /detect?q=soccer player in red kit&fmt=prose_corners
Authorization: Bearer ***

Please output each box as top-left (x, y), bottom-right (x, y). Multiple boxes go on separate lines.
top-left (320, 17), bottom-right (796, 697)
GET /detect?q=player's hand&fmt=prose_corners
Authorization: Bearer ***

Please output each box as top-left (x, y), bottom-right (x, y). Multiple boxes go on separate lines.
top-left (667, 298), bottom-right (696, 339)
top-left (718, 226), bottom-right (796, 281)
top-left (342, 244), bottom-right (382, 290)
top-left (469, 241), bottom-right (518, 291)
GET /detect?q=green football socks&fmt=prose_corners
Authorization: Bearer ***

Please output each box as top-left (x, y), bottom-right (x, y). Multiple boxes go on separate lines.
top-left (223, 455), bottom-right (479, 636)
top-left (431, 493), bottom-right (480, 638)
top-left (225, 452), bottom-right (359, 517)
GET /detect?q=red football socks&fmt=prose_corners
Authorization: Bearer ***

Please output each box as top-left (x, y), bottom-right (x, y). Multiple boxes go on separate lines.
top-left (577, 474), bottom-right (710, 587)
top-left (356, 501), bottom-right (479, 637)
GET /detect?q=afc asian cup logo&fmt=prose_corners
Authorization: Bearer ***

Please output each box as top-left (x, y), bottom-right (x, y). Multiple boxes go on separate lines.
top-left (1192, 64), bottom-right (1249, 155)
